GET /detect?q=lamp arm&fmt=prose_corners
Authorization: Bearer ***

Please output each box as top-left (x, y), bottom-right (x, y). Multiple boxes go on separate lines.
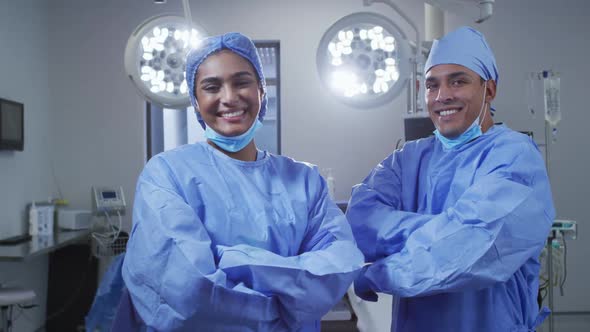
top-left (363, 0), bottom-right (421, 61)
top-left (475, 0), bottom-right (494, 24)
top-left (182, 0), bottom-right (193, 25)
top-left (364, 0), bottom-right (423, 113)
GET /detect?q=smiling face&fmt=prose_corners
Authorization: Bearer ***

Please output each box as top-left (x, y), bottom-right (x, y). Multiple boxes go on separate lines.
top-left (194, 50), bottom-right (263, 137)
top-left (425, 64), bottom-right (496, 138)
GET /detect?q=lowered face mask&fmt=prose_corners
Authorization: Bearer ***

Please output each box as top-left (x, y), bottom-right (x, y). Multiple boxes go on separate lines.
top-left (204, 118), bottom-right (263, 153)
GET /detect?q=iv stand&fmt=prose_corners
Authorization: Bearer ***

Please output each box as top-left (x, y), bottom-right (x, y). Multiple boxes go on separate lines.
top-left (545, 118), bottom-right (555, 332)
top-left (528, 69), bottom-right (559, 332)
top-left (541, 69), bottom-right (559, 332)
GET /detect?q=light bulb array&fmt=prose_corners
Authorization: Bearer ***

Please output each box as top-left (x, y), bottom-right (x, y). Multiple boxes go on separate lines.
top-left (125, 15), bottom-right (207, 108)
top-left (325, 24), bottom-right (401, 98)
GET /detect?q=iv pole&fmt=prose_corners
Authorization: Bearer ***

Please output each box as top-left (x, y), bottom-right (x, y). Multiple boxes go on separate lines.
top-left (536, 69), bottom-right (559, 332)
top-left (545, 105), bottom-right (555, 332)
top-left (532, 69), bottom-right (563, 332)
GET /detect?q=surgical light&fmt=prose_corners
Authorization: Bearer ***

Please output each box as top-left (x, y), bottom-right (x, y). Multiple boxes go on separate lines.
top-left (124, 15), bottom-right (206, 108)
top-left (316, 12), bottom-right (410, 108)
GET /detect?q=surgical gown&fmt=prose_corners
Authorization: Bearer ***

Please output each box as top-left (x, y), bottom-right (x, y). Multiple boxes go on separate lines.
top-left (347, 125), bottom-right (554, 332)
top-left (122, 142), bottom-right (364, 332)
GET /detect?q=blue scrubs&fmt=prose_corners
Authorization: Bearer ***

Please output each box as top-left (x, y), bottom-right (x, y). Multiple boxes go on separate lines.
top-left (347, 125), bottom-right (554, 332)
top-left (122, 142), bottom-right (363, 331)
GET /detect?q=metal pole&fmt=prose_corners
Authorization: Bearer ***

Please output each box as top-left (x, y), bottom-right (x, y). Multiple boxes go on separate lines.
top-left (409, 60), bottom-right (417, 114)
top-left (425, 3), bottom-right (444, 41)
top-left (545, 119), bottom-right (554, 332)
top-left (1, 306), bottom-right (8, 332)
top-left (547, 236), bottom-right (555, 332)
top-left (181, 0), bottom-right (193, 25)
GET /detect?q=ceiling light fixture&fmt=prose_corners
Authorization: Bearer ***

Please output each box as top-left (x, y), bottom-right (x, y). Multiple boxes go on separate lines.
top-left (124, 15), bottom-right (205, 109)
top-left (316, 12), bottom-right (410, 108)
top-left (125, 0), bottom-right (205, 109)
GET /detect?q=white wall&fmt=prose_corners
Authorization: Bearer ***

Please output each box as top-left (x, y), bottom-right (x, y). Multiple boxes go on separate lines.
top-left (47, 0), bottom-right (149, 226)
top-left (0, 1), bottom-right (52, 242)
top-left (1, 0), bottom-right (589, 331)
top-left (0, 1), bottom-right (52, 331)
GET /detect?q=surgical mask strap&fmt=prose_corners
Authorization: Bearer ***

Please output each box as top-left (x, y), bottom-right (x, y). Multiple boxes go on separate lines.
top-left (476, 81), bottom-right (488, 127)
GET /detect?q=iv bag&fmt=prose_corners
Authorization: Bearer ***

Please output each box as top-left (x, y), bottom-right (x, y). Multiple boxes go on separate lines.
top-left (544, 75), bottom-right (561, 126)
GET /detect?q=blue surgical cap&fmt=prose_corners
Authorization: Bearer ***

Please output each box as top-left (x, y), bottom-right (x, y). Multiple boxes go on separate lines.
top-left (424, 26), bottom-right (499, 84)
top-left (186, 32), bottom-right (267, 129)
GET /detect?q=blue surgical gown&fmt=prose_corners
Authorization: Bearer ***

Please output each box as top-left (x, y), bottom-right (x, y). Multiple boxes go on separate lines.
top-left (347, 125), bottom-right (554, 332)
top-left (122, 142), bottom-right (364, 331)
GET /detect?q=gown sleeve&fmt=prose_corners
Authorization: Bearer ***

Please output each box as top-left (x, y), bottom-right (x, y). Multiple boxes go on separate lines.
top-left (122, 156), bottom-right (287, 331)
top-left (216, 168), bottom-right (364, 329)
top-left (346, 150), bottom-right (436, 263)
top-left (347, 140), bottom-right (554, 297)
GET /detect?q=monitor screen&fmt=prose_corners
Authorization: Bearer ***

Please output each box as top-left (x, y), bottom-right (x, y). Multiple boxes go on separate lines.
top-left (0, 98), bottom-right (24, 151)
top-left (404, 117), bottom-right (435, 142)
top-left (102, 191), bottom-right (117, 199)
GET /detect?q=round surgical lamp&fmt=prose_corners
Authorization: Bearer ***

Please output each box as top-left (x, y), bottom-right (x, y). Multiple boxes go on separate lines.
top-left (124, 15), bottom-right (205, 109)
top-left (316, 12), bottom-right (410, 108)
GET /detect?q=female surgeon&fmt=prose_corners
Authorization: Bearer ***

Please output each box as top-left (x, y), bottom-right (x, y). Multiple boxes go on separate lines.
top-left (121, 32), bottom-right (363, 331)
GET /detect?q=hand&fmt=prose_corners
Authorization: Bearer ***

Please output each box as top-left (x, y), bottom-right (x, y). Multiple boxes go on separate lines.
top-left (354, 266), bottom-right (378, 302)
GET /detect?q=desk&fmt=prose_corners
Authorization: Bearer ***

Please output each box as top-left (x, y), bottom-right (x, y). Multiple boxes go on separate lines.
top-left (0, 230), bottom-right (91, 262)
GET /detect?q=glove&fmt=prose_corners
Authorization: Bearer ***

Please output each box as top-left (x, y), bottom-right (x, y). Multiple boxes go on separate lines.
top-left (354, 265), bottom-right (378, 302)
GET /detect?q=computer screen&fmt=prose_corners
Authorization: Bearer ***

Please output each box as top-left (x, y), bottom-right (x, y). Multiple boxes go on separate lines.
top-left (404, 117), bottom-right (435, 142)
top-left (0, 98), bottom-right (24, 151)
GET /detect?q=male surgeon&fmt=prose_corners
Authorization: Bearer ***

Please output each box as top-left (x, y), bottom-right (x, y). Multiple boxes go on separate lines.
top-left (347, 26), bottom-right (554, 332)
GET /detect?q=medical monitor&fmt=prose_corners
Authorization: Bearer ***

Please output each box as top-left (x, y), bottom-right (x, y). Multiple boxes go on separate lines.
top-left (404, 117), bottom-right (435, 142)
top-left (0, 98), bottom-right (24, 151)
